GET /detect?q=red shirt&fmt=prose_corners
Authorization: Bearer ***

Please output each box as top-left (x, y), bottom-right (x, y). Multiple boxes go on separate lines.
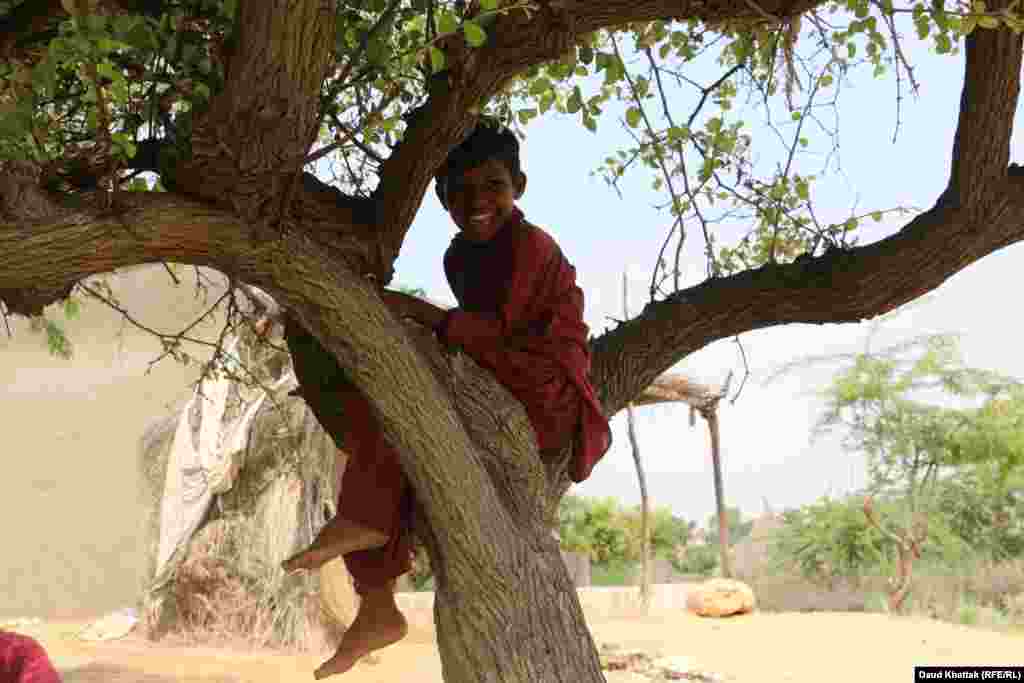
top-left (0, 631), bottom-right (61, 683)
top-left (439, 208), bottom-right (611, 482)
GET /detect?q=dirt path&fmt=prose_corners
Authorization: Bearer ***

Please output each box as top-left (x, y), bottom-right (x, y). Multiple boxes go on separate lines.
top-left (15, 610), bottom-right (1022, 683)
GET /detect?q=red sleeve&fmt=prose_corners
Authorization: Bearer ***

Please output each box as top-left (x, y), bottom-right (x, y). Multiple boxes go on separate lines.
top-left (440, 227), bottom-right (558, 351)
top-left (443, 246), bottom-right (466, 307)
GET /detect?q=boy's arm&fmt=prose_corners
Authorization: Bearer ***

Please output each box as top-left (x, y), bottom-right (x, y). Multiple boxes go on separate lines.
top-left (440, 227), bottom-right (558, 350)
top-left (380, 290), bottom-right (447, 329)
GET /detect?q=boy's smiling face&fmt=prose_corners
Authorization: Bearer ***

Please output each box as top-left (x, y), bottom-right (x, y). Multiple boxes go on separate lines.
top-left (445, 158), bottom-right (526, 242)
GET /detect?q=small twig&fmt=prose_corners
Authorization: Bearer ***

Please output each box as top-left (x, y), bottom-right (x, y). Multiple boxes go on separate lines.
top-left (1, 301), bottom-right (11, 338)
top-left (730, 336), bottom-right (750, 404)
top-left (78, 281), bottom-right (221, 353)
top-left (743, 0), bottom-right (781, 23)
top-left (162, 262), bottom-right (181, 286)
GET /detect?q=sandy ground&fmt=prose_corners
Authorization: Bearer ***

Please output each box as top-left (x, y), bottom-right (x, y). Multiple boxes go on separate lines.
top-left (4, 609), bottom-right (1020, 683)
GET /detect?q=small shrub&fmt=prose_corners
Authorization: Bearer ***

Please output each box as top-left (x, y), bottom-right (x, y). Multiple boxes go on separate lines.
top-left (673, 545), bottom-right (718, 577)
top-left (956, 596), bottom-right (980, 626)
top-left (591, 561), bottom-right (634, 586)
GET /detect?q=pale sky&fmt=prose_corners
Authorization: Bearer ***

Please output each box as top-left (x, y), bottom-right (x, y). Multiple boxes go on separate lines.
top-left (391, 32), bottom-right (1024, 524)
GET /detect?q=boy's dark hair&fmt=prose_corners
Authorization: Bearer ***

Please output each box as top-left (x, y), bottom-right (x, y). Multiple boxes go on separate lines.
top-left (434, 121), bottom-right (522, 208)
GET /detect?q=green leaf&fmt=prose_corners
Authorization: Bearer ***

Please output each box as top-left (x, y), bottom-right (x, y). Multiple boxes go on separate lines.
top-left (566, 85), bottom-right (583, 114)
top-left (667, 126), bottom-right (689, 141)
top-left (871, 211), bottom-right (883, 222)
top-left (44, 318), bottom-right (73, 360)
top-left (125, 23), bottom-right (153, 49)
top-left (517, 107), bottom-right (537, 124)
top-left (977, 14), bottom-right (1000, 28)
top-left (428, 46), bottom-right (446, 73)
top-left (625, 106), bottom-right (642, 128)
top-left (791, 111), bottom-right (802, 121)
top-left (480, 0), bottom-right (498, 9)
top-left (463, 20), bottom-right (486, 47)
top-left (112, 14), bottom-right (139, 36)
top-left (63, 297), bottom-right (80, 320)
top-left (437, 12), bottom-right (458, 35)
top-left (96, 61), bottom-right (118, 80)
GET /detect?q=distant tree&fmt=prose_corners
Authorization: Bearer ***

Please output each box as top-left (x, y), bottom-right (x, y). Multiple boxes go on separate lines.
top-left (673, 544), bottom-right (719, 576)
top-left (620, 505), bottom-right (691, 562)
top-left (706, 506), bottom-right (752, 546)
top-left (778, 332), bottom-right (1024, 609)
top-left (558, 495), bottom-right (630, 565)
top-left (770, 495), bottom-right (888, 586)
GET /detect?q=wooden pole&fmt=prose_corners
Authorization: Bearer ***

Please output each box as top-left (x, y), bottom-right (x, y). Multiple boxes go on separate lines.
top-left (705, 408), bottom-right (732, 578)
top-left (623, 272), bottom-right (651, 607)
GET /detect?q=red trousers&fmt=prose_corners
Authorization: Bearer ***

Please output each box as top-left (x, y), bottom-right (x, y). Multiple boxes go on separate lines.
top-left (337, 389), bottom-right (415, 592)
top-left (337, 350), bottom-right (581, 591)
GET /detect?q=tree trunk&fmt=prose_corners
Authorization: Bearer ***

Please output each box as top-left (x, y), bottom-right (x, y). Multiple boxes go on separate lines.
top-left (282, 293), bottom-right (605, 682)
top-left (887, 543), bottom-right (916, 612)
top-left (623, 273), bottom-right (651, 607)
top-left (431, 535), bottom-right (606, 682)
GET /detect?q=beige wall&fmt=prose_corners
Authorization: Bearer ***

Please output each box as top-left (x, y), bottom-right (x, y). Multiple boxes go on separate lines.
top-left (1, 267), bottom-right (224, 619)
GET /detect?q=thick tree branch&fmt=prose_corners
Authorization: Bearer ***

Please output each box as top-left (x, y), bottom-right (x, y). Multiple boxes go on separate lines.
top-left (591, 25), bottom-right (1022, 417)
top-left (0, 187), bottom-right (546, 579)
top-left (591, 169), bottom-right (1024, 416)
top-left (949, 20), bottom-right (1023, 207)
top-left (175, 0), bottom-right (337, 226)
top-left (373, 0), bottom-right (821, 274)
top-left (0, 193), bottom-right (256, 316)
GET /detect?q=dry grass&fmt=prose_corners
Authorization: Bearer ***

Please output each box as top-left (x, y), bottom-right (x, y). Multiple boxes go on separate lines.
top-left (165, 520), bottom-right (345, 654)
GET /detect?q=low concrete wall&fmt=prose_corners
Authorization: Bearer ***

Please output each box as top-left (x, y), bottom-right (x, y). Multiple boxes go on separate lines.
top-left (395, 582), bottom-right (697, 622)
top-left (561, 550), bottom-right (591, 587)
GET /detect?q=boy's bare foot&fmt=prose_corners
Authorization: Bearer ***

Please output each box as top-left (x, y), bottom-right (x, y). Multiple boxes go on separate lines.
top-left (281, 516), bottom-right (389, 574)
top-left (314, 586), bottom-right (408, 679)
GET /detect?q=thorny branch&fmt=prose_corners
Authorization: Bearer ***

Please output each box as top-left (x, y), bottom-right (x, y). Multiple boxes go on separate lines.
top-left (77, 281), bottom-right (229, 364)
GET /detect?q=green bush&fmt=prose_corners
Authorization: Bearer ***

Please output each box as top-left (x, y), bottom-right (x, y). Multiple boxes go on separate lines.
top-left (673, 544), bottom-right (718, 576)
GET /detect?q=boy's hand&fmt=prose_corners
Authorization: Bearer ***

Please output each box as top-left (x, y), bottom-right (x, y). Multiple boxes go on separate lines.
top-left (380, 290), bottom-right (447, 329)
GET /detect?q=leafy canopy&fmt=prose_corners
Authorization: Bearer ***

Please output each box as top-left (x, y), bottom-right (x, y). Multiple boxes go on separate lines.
top-left (3, 0), bottom-right (1021, 291)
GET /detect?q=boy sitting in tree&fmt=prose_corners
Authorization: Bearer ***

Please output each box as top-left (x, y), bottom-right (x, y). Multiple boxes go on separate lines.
top-left (282, 122), bottom-right (612, 679)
